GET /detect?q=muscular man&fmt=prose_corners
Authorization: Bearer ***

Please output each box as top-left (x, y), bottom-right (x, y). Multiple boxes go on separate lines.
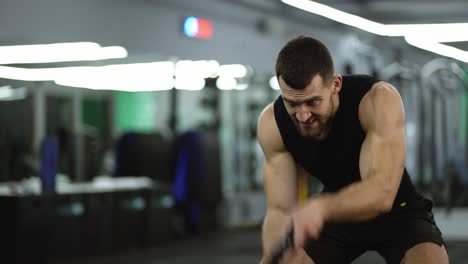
top-left (258, 35), bottom-right (449, 264)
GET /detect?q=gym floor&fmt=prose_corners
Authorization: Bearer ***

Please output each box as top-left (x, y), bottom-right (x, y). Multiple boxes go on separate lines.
top-left (53, 228), bottom-right (467, 264)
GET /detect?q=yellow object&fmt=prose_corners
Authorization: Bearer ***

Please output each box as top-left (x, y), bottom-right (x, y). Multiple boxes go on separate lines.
top-left (400, 202), bottom-right (407, 207)
top-left (297, 166), bottom-right (309, 204)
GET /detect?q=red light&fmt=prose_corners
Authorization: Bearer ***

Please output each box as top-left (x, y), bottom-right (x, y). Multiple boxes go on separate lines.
top-left (196, 18), bottom-right (213, 39)
top-left (183, 17), bottom-right (213, 39)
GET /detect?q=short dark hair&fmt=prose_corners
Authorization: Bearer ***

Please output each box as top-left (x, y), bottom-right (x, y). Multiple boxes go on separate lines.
top-left (275, 35), bottom-right (334, 90)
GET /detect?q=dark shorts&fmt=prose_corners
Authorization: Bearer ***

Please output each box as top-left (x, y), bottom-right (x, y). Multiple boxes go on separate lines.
top-left (304, 200), bottom-right (444, 264)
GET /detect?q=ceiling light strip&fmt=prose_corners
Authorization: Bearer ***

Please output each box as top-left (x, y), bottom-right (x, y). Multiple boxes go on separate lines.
top-left (0, 42), bottom-right (127, 64)
top-left (282, 0), bottom-right (468, 63)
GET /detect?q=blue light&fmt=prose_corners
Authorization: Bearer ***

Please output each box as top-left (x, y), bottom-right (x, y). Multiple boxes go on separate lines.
top-left (184, 17), bottom-right (198, 37)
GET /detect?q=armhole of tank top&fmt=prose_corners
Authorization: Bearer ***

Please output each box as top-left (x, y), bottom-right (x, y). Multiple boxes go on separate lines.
top-left (273, 99), bottom-right (286, 140)
top-left (273, 97), bottom-right (297, 154)
top-left (357, 76), bottom-right (380, 134)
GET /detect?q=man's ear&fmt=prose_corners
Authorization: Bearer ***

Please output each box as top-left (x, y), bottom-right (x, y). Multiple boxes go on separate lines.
top-left (332, 74), bottom-right (342, 93)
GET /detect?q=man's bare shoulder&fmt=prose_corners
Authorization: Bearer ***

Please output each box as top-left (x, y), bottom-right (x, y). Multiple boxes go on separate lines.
top-left (359, 81), bottom-right (404, 132)
top-left (368, 81), bottom-right (399, 98)
top-left (257, 103), bottom-right (286, 156)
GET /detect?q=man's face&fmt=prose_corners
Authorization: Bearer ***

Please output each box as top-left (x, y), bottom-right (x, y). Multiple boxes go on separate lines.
top-left (279, 74), bottom-right (341, 141)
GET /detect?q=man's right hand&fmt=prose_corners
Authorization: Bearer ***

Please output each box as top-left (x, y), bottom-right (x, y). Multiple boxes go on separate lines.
top-left (261, 210), bottom-right (314, 264)
top-left (261, 209), bottom-right (292, 260)
top-left (262, 248), bottom-right (314, 264)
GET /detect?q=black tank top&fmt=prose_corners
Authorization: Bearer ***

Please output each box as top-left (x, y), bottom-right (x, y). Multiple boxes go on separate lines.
top-left (273, 74), bottom-right (426, 212)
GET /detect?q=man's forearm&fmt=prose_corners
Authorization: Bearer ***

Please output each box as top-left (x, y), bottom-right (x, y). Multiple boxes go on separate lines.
top-left (316, 178), bottom-right (393, 223)
top-left (262, 208), bottom-right (292, 259)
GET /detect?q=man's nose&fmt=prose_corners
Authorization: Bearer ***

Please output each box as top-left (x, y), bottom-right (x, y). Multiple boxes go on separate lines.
top-left (296, 107), bottom-right (312, 123)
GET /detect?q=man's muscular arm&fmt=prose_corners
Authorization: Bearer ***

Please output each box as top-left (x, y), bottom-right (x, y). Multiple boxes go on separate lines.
top-left (258, 104), bottom-right (299, 262)
top-left (294, 82), bottom-right (406, 247)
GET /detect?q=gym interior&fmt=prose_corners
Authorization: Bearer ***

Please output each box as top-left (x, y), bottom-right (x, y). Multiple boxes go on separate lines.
top-left (0, 0), bottom-right (467, 263)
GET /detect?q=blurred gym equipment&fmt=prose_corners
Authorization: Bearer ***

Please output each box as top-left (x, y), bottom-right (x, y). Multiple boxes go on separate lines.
top-left (381, 62), bottom-right (423, 187)
top-left (421, 58), bottom-right (467, 210)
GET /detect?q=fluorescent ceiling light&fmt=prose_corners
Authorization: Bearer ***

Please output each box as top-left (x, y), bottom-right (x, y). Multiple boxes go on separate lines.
top-left (216, 76), bottom-right (237, 90)
top-left (0, 62), bottom-right (175, 91)
top-left (404, 36), bottom-right (468, 63)
top-left (175, 60), bottom-right (219, 78)
top-left (55, 62), bottom-right (175, 91)
top-left (218, 64), bottom-right (248, 78)
top-left (281, 0), bottom-right (468, 39)
top-left (0, 42), bottom-right (127, 64)
top-left (384, 24), bottom-right (468, 41)
top-left (282, 0), bottom-right (468, 62)
top-left (55, 76), bottom-right (174, 92)
top-left (174, 76), bottom-right (205, 91)
top-left (0, 66), bottom-right (68, 81)
top-left (282, 0), bottom-right (388, 36)
top-left (0, 62), bottom-right (175, 81)
top-left (204, 60), bottom-right (221, 78)
top-left (0, 61), bottom-right (250, 91)
top-left (269, 76), bottom-right (281, 90)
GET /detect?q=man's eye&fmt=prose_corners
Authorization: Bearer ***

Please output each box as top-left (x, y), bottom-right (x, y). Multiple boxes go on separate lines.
top-left (307, 100), bottom-right (319, 106)
top-left (288, 102), bottom-right (298, 107)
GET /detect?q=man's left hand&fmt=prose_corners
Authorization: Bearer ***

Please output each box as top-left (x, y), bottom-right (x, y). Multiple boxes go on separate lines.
top-left (293, 198), bottom-right (327, 248)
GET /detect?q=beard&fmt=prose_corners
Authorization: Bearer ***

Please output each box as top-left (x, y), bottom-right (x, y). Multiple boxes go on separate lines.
top-left (293, 99), bottom-right (335, 141)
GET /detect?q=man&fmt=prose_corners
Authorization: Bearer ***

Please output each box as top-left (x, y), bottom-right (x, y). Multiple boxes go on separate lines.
top-left (258, 35), bottom-right (448, 264)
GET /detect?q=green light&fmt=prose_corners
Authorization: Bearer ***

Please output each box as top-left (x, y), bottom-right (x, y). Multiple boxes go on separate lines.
top-left (114, 91), bottom-right (156, 134)
top-left (461, 71), bottom-right (468, 144)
